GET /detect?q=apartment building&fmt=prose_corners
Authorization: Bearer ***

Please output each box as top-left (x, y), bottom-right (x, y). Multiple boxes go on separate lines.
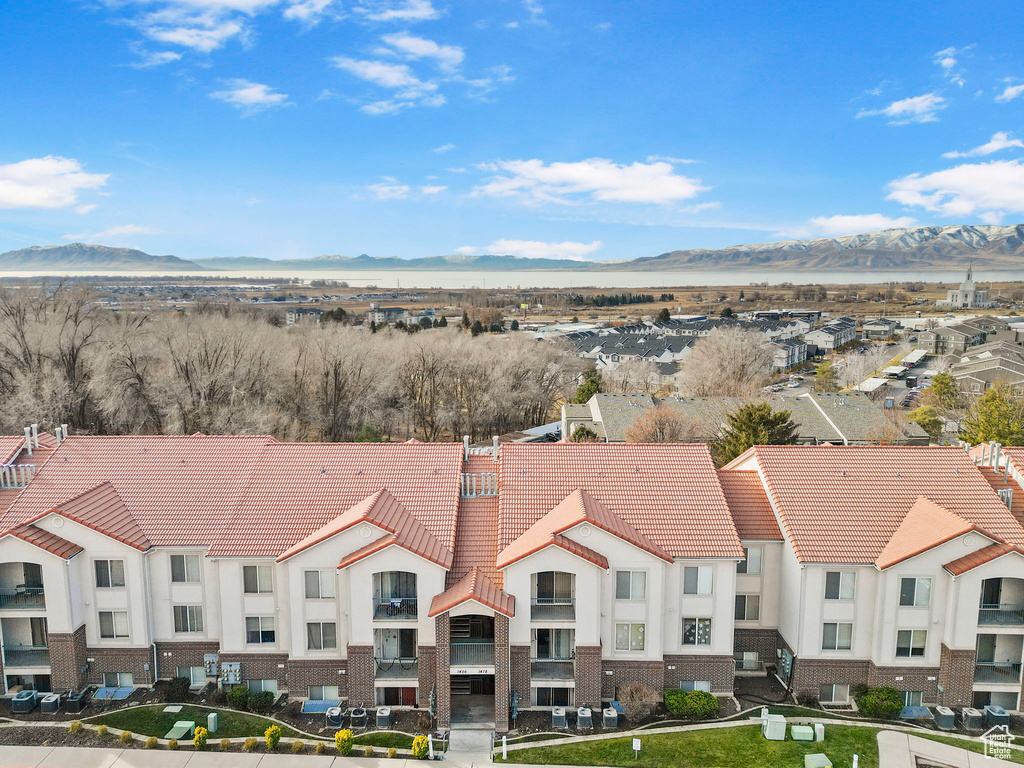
top-left (0, 433), bottom-right (1022, 729)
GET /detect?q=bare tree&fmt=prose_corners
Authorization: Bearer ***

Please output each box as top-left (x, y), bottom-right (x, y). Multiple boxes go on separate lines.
top-left (609, 359), bottom-right (659, 395)
top-left (676, 327), bottom-right (773, 397)
top-left (624, 405), bottom-right (707, 443)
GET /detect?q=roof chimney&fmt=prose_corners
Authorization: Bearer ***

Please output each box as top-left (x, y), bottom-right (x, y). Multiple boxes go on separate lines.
top-left (61, 424), bottom-right (69, 442)
top-left (31, 423), bottom-right (38, 449)
top-left (463, 435), bottom-right (470, 461)
top-left (492, 435), bottom-right (499, 460)
top-left (23, 427), bottom-right (32, 456)
top-left (993, 442), bottom-right (1003, 472)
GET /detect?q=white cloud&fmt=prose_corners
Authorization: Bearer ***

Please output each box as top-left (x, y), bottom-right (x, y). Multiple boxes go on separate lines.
top-left (139, 9), bottom-right (247, 53)
top-left (0, 156), bottom-right (108, 210)
top-left (380, 33), bottom-right (463, 72)
top-left (210, 79), bottom-right (290, 115)
top-left (457, 64), bottom-right (515, 98)
top-left (856, 92), bottom-right (947, 124)
top-left (131, 49), bottom-right (183, 67)
top-left (75, 204), bottom-right (98, 215)
top-left (446, 167), bottom-right (467, 173)
top-left (485, 239), bottom-right (602, 260)
top-left (283, 0), bottom-right (336, 23)
top-left (367, 182), bottom-right (410, 199)
top-left (646, 154), bottom-right (698, 165)
top-left (933, 45), bottom-right (970, 87)
top-left (785, 213), bottom-right (918, 239)
top-left (504, 21), bottom-right (520, 29)
top-left (473, 157), bottom-right (707, 205)
top-left (420, 185), bottom-right (446, 194)
top-left (943, 131), bottom-right (1024, 159)
top-left (454, 245), bottom-right (477, 254)
top-left (331, 55), bottom-right (450, 113)
top-left (886, 159), bottom-right (1024, 220)
top-left (354, 0), bottom-right (439, 22)
top-left (996, 81), bottom-right (1024, 103)
top-left (432, 143), bottom-right (455, 153)
top-left (522, 0), bottom-right (544, 23)
top-left (62, 224), bottom-right (159, 242)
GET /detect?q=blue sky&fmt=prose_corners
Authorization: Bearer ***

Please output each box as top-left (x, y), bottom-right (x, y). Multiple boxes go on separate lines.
top-left (1, 0), bottom-right (1023, 262)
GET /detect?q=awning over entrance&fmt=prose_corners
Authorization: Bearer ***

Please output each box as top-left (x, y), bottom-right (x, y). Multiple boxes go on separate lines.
top-left (428, 567), bottom-right (515, 618)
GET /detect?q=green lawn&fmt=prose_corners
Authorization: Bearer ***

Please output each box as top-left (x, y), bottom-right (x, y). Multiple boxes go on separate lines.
top-left (90, 704), bottom-right (303, 739)
top-left (354, 731), bottom-right (415, 749)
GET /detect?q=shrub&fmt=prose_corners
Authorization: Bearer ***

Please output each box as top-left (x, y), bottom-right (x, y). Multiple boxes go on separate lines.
top-left (664, 689), bottom-right (688, 715)
top-left (167, 739), bottom-right (178, 751)
top-left (335, 729), bottom-right (354, 756)
top-left (120, 731), bottom-right (133, 744)
top-left (796, 693), bottom-right (819, 708)
top-left (388, 747), bottom-right (398, 759)
top-left (364, 745), bottom-right (374, 757)
top-left (851, 683), bottom-right (869, 700)
top-left (243, 737), bottom-right (258, 752)
top-left (315, 742), bottom-right (327, 755)
top-left (265, 724), bottom-right (282, 751)
top-left (97, 725), bottom-right (108, 737)
top-left (145, 737), bottom-right (158, 749)
top-left (193, 726), bottom-right (208, 750)
top-left (227, 686), bottom-right (251, 710)
top-left (617, 682), bottom-right (660, 722)
top-left (164, 676), bottom-right (192, 703)
top-left (220, 738), bottom-right (231, 751)
top-left (249, 690), bottom-right (275, 714)
top-left (411, 734), bottom-right (430, 760)
top-left (291, 740), bottom-right (305, 754)
top-left (858, 686), bottom-right (904, 719)
top-left (68, 721), bottom-right (82, 734)
top-left (680, 690), bottom-right (718, 719)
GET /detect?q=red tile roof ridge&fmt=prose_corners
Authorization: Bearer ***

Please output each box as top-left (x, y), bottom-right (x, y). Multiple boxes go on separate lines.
top-left (944, 542), bottom-right (1024, 575)
top-left (875, 496), bottom-right (997, 569)
top-left (716, 469), bottom-right (783, 541)
top-left (428, 566), bottom-right (515, 618)
top-left (2, 522), bottom-right (83, 560)
top-left (24, 481), bottom-right (151, 551)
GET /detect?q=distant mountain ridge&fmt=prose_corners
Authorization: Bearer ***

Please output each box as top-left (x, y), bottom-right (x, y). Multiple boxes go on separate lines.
top-left (0, 243), bottom-right (204, 271)
top-left (192, 253), bottom-right (599, 270)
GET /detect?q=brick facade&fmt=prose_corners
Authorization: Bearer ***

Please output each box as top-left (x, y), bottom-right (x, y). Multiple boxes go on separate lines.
top-left (574, 646), bottom-right (602, 708)
top-left (790, 659), bottom-right (870, 697)
top-left (939, 644), bottom-right (976, 708)
top-left (664, 655), bottom-right (734, 694)
top-left (434, 615), bottom-right (451, 728)
top-left (84, 646), bottom-right (155, 686)
top-left (346, 645), bottom-right (375, 706)
top-left (494, 614), bottom-right (510, 732)
top-left (868, 661), bottom-right (941, 704)
top-left (510, 645), bottom-right (531, 710)
top-left (217, 652), bottom-right (289, 689)
top-left (734, 628), bottom-right (779, 667)
top-left (286, 658), bottom-right (349, 699)
top-left (601, 660), bottom-right (664, 699)
top-left (49, 624), bottom-right (87, 691)
top-left (155, 641), bottom-right (220, 681)
top-left (417, 645), bottom-right (436, 708)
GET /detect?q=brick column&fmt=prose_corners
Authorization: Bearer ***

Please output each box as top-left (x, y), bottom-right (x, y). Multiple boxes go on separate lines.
top-left (434, 615), bottom-right (451, 728)
top-left (939, 644), bottom-right (976, 708)
top-left (49, 624), bottom-right (87, 691)
top-left (510, 646), bottom-right (531, 717)
top-left (347, 645), bottom-right (375, 707)
top-left (418, 645), bottom-right (436, 708)
top-left (494, 614), bottom-right (510, 732)
top-left (574, 646), bottom-right (602, 708)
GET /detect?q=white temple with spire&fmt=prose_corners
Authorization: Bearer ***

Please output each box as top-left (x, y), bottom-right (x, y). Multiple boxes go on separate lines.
top-left (936, 263), bottom-right (995, 308)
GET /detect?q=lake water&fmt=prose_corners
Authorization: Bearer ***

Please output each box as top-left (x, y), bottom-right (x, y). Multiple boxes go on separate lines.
top-left (4, 267), bottom-right (1024, 289)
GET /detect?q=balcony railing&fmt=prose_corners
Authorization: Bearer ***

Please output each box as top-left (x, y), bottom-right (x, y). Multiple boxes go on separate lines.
top-left (373, 597), bottom-right (418, 620)
top-left (450, 641), bottom-right (494, 667)
top-left (374, 657), bottom-right (419, 680)
top-left (0, 588), bottom-right (45, 610)
top-left (3, 644), bottom-right (50, 667)
top-left (974, 662), bottom-right (1023, 684)
top-left (531, 659), bottom-right (575, 680)
top-left (531, 597), bottom-right (575, 622)
top-left (978, 604), bottom-right (1024, 626)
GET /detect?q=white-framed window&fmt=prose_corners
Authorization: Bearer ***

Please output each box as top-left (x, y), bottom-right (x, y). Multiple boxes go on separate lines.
top-left (682, 617), bottom-right (712, 646)
top-left (678, 681), bottom-right (711, 692)
top-left (245, 616), bottom-right (276, 644)
top-left (246, 679), bottom-right (278, 694)
top-left (903, 691), bottom-right (923, 706)
top-left (535, 687), bottom-right (573, 706)
top-left (737, 547), bottom-right (762, 574)
top-left (306, 622), bottom-right (337, 650)
top-left (734, 651), bottom-right (760, 671)
top-left (173, 605), bottom-right (204, 633)
top-left (615, 571), bottom-right (647, 600)
top-left (824, 571), bottom-right (856, 600)
top-left (243, 564), bottom-right (273, 594)
top-left (177, 666), bottom-right (206, 686)
top-left (683, 566), bottom-right (713, 595)
top-left (896, 629), bottom-right (927, 658)
top-left (309, 685), bottom-right (341, 700)
top-left (94, 560), bottom-right (125, 589)
top-left (98, 611), bottom-right (129, 639)
top-left (899, 578), bottom-right (931, 607)
top-left (304, 570), bottom-right (336, 600)
top-left (821, 622), bottom-right (853, 651)
top-left (819, 683), bottom-right (850, 704)
top-left (103, 672), bottom-right (133, 687)
top-left (171, 554), bottom-right (202, 583)
top-left (735, 594), bottom-right (760, 621)
top-left (614, 623), bottom-right (645, 651)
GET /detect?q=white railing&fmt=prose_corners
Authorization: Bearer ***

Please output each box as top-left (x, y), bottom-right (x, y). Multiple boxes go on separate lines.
top-left (0, 464), bottom-right (35, 489)
top-left (460, 472), bottom-right (499, 498)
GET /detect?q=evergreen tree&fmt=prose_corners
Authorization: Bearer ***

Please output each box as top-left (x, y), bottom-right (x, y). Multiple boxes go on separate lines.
top-left (815, 361), bottom-right (839, 393)
top-left (715, 402), bottom-right (798, 465)
top-left (656, 307), bottom-right (671, 323)
top-left (572, 367), bottom-right (603, 404)
top-left (961, 384), bottom-right (1024, 446)
top-left (438, 315), bottom-right (448, 328)
top-left (907, 405), bottom-right (943, 443)
top-left (419, 316), bottom-right (432, 330)
top-left (510, 319), bottom-right (520, 331)
top-left (719, 306), bottom-right (735, 318)
top-left (354, 424), bottom-right (384, 442)
top-left (461, 311), bottom-right (470, 329)
top-left (470, 320), bottom-right (484, 336)
top-left (369, 320), bottom-right (377, 334)
top-left (569, 424), bottom-right (599, 442)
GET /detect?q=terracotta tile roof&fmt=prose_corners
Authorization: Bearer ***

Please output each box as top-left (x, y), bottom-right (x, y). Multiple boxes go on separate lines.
top-left (27, 482), bottom-right (151, 551)
top-left (277, 489), bottom-right (453, 568)
top-left (428, 566), bottom-right (515, 618)
top-left (979, 469), bottom-right (1024, 527)
top-left (717, 470), bottom-right (782, 541)
top-left (0, 436), bottom-right (26, 465)
top-left (876, 497), bottom-right (990, 569)
top-left (746, 445), bottom-right (1024, 564)
top-left (0, 437), bottom-right (58, 516)
top-left (2, 523), bottom-right (83, 559)
top-left (944, 542), bottom-right (1024, 575)
top-left (450, 461), bottom-right (501, 587)
top-left (497, 443), bottom-right (743, 559)
top-left (497, 489), bottom-right (670, 568)
top-left (548, 534), bottom-right (609, 569)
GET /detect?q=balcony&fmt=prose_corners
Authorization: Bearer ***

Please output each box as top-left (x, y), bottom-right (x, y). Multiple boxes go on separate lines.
top-left (978, 604), bottom-right (1024, 626)
top-left (0, 588), bottom-right (45, 610)
top-left (531, 598), bottom-right (575, 622)
top-left (374, 657), bottom-right (419, 680)
top-left (974, 662), bottom-right (1023, 684)
top-left (373, 597), bottom-right (418, 621)
top-left (531, 659), bottom-right (575, 680)
top-left (450, 642), bottom-right (494, 667)
top-left (3, 644), bottom-right (50, 667)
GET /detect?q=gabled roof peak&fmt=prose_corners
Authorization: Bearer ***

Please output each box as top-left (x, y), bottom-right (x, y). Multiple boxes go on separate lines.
top-left (26, 481), bottom-right (150, 551)
top-left (428, 566), bottom-right (514, 617)
top-left (876, 496), bottom-right (995, 569)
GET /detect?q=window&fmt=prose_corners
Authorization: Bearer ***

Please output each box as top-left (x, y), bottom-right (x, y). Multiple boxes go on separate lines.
top-left (103, 672), bottom-right (133, 687)
top-left (535, 687), bottom-right (573, 706)
top-left (309, 685), bottom-right (341, 700)
top-left (903, 691), bottom-right (923, 707)
top-left (737, 547), bottom-right (762, 574)
top-left (98, 611), bottom-right (129, 639)
top-left (734, 651), bottom-right (760, 671)
top-left (614, 623), bottom-right (645, 651)
top-left (682, 617), bottom-right (712, 646)
top-left (243, 565), bottom-right (273, 593)
top-left (735, 594), bottom-right (760, 621)
top-left (615, 571), bottom-right (647, 600)
top-left (94, 560), bottom-right (125, 589)
top-left (177, 666), bottom-right (206, 686)
top-left (819, 684), bottom-right (850, 704)
top-left (896, 629), bottom-right (927, 658)
top-left (899, 578), bottom-right (931, 607)
top-left (306, 622), bottom-right (337, 651)
top-left (245, 616), bottom-right (276, 644)
top-left (171, 554), bottom-right (201, 583)
top-left (683, 566), bottom-right (713, 595)
top-left (824, 571), bottom-right (856, 600)
top-left (173, 605), bottom-right (204, 633)
top-left (821, 622), bottom-right (853, 651)
top-left (533, 628), bottom-right (574, 660)
top-left (304, 570), bottom-right (336, 599)
top-left (678, 681), bottom-right (711, 692)
top-left (246, 679), bottom-right (278, 694)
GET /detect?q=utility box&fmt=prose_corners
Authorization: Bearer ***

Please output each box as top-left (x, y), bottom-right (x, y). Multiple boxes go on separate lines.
top-left (762, 714), bottom-right (786, 741)
top-left (962, 707), bottom-right (984, 730)
top-left (207, 712), bottom-right (218, 733)
top-left (934, 706), bottom-right (955, 730)
top-left (814, 723), bottom-right (825, 741)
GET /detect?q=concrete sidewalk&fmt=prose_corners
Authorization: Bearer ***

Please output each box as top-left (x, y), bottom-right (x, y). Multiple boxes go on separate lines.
top-left (879, 731), bottom-right (1020, 768)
